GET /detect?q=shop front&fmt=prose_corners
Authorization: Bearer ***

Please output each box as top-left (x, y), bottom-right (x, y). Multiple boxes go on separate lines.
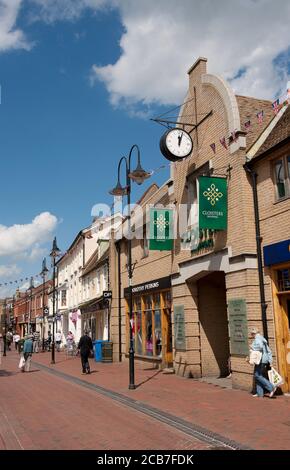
top-left (124, 276), bottom-right (172, 368)
top-left (264, 238), bottom-right (290, 392)
top-left (80, 297), bottom-right (109, 341)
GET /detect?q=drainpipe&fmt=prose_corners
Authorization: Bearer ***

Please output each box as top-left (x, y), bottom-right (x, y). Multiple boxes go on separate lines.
top-left (116, 241), bottom-right (122, 362)
top-left (244, 162), bottom-right (268, 341)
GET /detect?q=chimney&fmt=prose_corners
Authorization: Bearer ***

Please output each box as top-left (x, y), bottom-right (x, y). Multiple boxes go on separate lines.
top-left (187, 57), bottom-right (207, 86)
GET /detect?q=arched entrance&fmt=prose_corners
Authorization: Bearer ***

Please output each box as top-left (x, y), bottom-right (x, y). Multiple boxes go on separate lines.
top-left (197, 271), bottom-right (230, 377)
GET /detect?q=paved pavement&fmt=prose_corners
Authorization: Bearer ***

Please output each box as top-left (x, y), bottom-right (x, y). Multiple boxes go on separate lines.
top-left (1, 350), bottom-right (290, 450)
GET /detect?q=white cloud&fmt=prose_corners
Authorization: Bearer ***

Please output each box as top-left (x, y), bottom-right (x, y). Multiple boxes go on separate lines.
top-left (90, 0), bottom-right (290, 106)
top-left (3, 0), bottom-right (290, 106)
top-left (29, 0), bottom-right (107, 23)
top-left (0, 264), bottom-right (21, 278)
top-left (0, 212), bottom-right (58, 257)
top-left (0, 0), bottom-right (32, 52)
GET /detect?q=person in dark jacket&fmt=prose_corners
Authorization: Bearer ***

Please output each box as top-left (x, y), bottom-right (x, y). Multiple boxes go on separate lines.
top-left (77, 331), bottom-right (93, 374)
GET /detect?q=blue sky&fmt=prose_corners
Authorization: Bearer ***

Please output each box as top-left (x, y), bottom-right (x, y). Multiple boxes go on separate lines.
top-left (0, 0), bottom-right (289, 294)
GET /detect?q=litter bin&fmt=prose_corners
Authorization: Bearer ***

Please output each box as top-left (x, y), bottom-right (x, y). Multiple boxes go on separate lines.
top-left (93, 340), bottom-right (103, 362)
top-left (101, 341), bottom-right (113, 363)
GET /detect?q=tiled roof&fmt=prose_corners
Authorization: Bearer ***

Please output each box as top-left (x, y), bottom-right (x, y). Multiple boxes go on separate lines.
top-left (235, 95), bottom-right (274, 151)
top-left (254, 105), bottom-right (290, 157)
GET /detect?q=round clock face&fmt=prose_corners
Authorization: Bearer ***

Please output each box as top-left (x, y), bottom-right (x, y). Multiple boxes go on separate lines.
top-left (160, 128), bottom-right (193, 162)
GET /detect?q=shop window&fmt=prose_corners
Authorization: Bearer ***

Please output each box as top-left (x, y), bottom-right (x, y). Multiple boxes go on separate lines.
top-left (277, 269), bottom-right (290, 292)
top-left (127, 290), bottom-right (172, 358)
top-left (274, 156), bottom-right (290, 200)
top-left (145, 311), bottom-right (153, 356)
top-left (61, 290), bottom-right (67, 307)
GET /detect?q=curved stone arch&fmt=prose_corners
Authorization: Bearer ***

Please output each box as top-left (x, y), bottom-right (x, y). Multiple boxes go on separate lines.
top-left (201, 73), bottom-right (241, 133)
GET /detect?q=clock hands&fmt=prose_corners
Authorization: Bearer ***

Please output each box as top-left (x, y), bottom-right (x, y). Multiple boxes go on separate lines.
top-left (178, 132), bottom-right (183, 146)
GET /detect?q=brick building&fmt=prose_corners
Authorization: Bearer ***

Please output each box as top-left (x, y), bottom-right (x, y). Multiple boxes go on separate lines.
top-left (110, 57), bottom-right (289, 392)
top-left (110, 182), bottom-right (174, 366)
top-left (14, 281), bottom-right (52, 338)
top-left (246, 105), bottom-right (290, 392)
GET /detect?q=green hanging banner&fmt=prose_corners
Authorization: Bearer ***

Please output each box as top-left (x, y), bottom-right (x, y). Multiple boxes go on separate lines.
top-left (149, 208), bottom-right (173, 251)
top-left (199, 176), bottom-right (227, 230)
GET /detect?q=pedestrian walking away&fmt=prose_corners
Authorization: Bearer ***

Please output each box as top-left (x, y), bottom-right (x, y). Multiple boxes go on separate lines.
top-left (78, 330), bottom-right (93, 374)
top-left (6, 331), bottom-right (13, 351)
top-left (13, 333), bottom-right (20, 351)
top-left (55, 330), bottom-right (62, 352)
top-left (33, 330), bottom-right (40, 353)
top-left (47, 330), bottom-right (52, 351)
top-left (19, 335), bottom-right (34, 372)
top-left (247, 327), bottom-right (277, 398)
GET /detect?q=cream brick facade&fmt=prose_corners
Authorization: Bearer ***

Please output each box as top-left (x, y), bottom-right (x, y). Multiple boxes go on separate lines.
top-left (109, 57), bottom-right (288, 392)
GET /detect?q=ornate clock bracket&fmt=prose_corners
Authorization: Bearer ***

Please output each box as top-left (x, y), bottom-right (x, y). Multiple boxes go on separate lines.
top-left (150, 110), bottom-right (213, 135)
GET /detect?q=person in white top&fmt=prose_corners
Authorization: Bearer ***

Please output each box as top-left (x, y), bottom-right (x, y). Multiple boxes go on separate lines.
top-left (13, 333), bottom-right (20, 351)
top-left (55, 331), bottom-right (62, 352)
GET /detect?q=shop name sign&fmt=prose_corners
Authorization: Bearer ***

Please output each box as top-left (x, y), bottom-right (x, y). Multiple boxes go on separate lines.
top-left (199, 176), bottom-right (227, 230)
top-left (132, 281), bottom-right (159, 294)
top-left (124, 276), bottom-right (171, 298)
top-left (103, 290), bottom-right (112, 299)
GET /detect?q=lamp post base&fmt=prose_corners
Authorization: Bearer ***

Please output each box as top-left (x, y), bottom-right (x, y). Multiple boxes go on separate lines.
top-left (51, 342), bottom-right (55, 364)
top-left (128, 348), bottom-right (135, 390)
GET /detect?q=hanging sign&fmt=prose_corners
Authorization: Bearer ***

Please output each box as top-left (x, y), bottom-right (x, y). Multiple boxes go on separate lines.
top-left (199, 176), bottom-right (227, 230)
top-left (149, 208), bottom-right (173, 251)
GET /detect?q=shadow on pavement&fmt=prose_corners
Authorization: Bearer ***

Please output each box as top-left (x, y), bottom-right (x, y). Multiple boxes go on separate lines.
top-left (135, 370), bottom-right (162, 389)
top-left (0, 370), bottom-right (17, 377)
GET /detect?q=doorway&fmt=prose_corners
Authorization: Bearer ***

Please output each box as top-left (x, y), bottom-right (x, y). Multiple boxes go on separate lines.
top-left (197, 272), bottom-right (230, 377)
top-left (279, 294), bottom-right (290, 391)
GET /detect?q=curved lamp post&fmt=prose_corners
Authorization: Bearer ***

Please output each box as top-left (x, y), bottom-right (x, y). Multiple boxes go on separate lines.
top-left (50, 237), bottom-right (61, 364)
top-left (109, 145), bottom-right (151, 390)
top-left (40, 258), bottom-right (49, 352)
top-left (28, 277), bottom-right (34, 335)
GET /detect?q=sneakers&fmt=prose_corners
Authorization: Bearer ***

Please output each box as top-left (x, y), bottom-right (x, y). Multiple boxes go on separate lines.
top-left (252, 394), bottom-right (258, 397)
top-left (269, 387), bottom-right (277, 398)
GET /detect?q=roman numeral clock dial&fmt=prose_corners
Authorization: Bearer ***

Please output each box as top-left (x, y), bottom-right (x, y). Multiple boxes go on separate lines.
top-left (160, 128), bottom-right (193, 162)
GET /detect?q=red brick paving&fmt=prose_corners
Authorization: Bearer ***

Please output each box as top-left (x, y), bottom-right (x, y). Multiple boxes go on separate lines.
top-left (1, 350), bottom-right (290, 449)
top-left (33, 351), bottom-right (290, 450)
top-left (0, 352), bottom-right (212, 450)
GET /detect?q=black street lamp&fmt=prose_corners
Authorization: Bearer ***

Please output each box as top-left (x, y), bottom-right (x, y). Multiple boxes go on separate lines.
top-left (50, 237), bottom-right (61, 364)
top-left (40, 258), bottom-right (49, 352)
top-left (28, 277), bottom-right (34, 335)
top-left (109, 144), bottom-right (151, 390)
top-left (3, 299), bottom-right (7, 357)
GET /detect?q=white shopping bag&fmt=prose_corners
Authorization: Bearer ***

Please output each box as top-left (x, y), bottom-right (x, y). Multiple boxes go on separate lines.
top-left (249, 350), bottom-right (262, 365)
top-left (18, 356), bottom-right (25, 369)
top-left (268, 367), bottom-right (284, 387)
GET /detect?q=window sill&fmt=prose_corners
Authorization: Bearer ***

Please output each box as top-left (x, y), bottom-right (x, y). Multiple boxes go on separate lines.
top-left (125, 353), bottom-right (162, 362)
top-left (274, 195), bottom-right (290, 205)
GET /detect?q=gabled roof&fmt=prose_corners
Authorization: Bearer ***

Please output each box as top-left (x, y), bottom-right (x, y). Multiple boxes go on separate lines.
top-left (81, 245), bottom-right (109, 277)
top-left (254, 105), bottom-right (290, 158)
top-left (236, 95), bottom-right (274, 151)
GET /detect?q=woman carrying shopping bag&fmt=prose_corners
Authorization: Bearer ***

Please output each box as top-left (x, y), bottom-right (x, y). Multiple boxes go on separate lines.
top-left (248, 327), bottom-right (277, 398)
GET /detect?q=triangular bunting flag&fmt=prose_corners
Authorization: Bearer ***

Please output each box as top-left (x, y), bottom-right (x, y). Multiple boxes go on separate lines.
top-left (257, 110), bottom-right (264, 124)
top-left (244, 120), bottom-right (251, 133)
top-left (210, 143), bottom-right (216, 154)
top-left (231, 130), bottom-right (238, 142)
top-left (219, 137), bottom-right (228, 150)
top-left (272, 99), bottom-right (279, 114)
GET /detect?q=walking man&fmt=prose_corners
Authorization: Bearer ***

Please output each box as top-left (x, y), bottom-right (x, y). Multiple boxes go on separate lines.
top-left (77, 330), bottom-right (93, 374)
top-left (33, 330), bottom-right (40, 353)
top-left (13, 333), bottom-right (20, 351)
top-left (22, 335), bottom-right (33, 372)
